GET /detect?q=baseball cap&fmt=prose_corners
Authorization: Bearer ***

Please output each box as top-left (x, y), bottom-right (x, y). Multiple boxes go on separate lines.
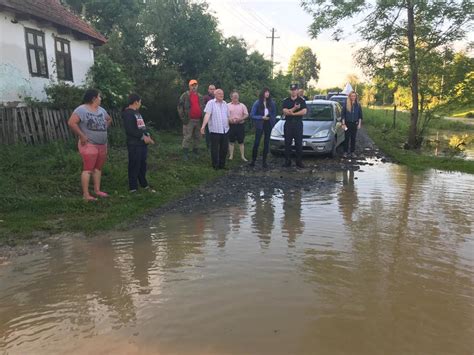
top-left (290, 83), bottom-right (299, 90)
top-left (189, 79), bottom-right (198, 86)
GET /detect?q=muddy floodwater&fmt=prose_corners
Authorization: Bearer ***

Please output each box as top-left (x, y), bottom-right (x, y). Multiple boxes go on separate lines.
top-left (1, 163), bottom-right (473, 355)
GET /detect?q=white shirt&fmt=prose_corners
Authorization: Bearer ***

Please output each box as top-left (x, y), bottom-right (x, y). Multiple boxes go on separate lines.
top-left (204, 99), bottom-right (230, 134)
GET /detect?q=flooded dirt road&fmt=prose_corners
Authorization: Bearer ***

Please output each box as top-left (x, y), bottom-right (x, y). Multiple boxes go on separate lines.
top-left (1, 162), bottom-right (473, 355)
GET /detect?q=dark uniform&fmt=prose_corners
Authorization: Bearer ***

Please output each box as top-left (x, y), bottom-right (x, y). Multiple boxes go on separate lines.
top-left (282, 95), bottom-right (307, 167)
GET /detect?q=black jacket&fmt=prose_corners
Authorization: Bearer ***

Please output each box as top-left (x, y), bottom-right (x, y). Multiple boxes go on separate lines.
top-left (122, 108), bottom-right (149, 145)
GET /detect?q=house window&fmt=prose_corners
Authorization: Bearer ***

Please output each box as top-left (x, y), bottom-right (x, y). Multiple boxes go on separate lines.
top-left (55, 38), bottom-right (73, 81)
top-left (25, 28), bottom-right (48, 78)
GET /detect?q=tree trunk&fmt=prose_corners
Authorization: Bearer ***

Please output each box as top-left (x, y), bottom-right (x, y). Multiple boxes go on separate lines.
top-left (407, 1), bottom-right (419, 149)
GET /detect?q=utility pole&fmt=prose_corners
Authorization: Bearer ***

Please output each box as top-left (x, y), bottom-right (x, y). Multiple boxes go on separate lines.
top-left (266, 28), bottom-right (280, 77)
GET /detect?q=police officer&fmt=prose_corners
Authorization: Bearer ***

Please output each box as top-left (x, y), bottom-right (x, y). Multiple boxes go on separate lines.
top-left (282, 83), bottom-right (307, 168)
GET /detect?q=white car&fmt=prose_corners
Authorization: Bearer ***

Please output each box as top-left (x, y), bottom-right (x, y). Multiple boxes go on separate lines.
top-left (270, 100), bottom-right (345, 157)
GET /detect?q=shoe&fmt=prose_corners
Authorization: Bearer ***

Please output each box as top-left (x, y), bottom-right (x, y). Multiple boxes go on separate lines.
top-left (296, 162), bottom-right (305, 169)
top-left (144, 186), bottom-right (156, 193)
top-left (342, 152), bottom-right (349, 158)
top-left (262, 161), bottom-right (268, 168)
top-left (282, 161), bottom-right (291, 167)
top-left (249, 161), bottom-right (256, 167)
top-left (241, 156), bottom-right (248, 162)
top-left (94, 191), bottom-right (109, 198)
top-left (229, 155), bottom-right (233, 160)
top-left (351, 152), bottom-right (357, 158)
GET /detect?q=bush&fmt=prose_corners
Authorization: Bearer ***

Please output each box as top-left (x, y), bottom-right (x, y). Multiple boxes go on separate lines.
top-left (87, 53), bottom-right (134, 109)
top-left (45, 82), bottom-right (84, 109)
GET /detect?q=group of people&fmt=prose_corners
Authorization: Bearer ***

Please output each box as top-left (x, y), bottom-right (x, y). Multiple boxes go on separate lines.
top-left (67, 83), bottom-right (363, 201)
top-left (177, 80), bottom-right (280, 169)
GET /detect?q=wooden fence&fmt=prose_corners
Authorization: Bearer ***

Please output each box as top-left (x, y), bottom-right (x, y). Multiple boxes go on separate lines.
top-left (0, 107), bottom-right (122, 145)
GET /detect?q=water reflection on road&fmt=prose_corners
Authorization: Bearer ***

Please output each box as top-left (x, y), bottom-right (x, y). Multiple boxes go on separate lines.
top-left (1, 163), bottom-right (473, 355)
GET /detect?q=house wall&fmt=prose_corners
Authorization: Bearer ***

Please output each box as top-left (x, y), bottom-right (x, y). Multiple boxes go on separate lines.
top-left (0, 11), bottom-right (95, 106)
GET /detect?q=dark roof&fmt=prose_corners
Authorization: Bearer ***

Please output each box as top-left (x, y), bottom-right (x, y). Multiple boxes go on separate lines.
top-left (0, 0), bottom-right (106, 45)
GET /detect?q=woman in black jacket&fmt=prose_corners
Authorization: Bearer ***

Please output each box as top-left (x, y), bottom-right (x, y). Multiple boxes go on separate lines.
top-left (122, 94), bottom-right (155, 192)
top-left (341, 91), bottom-right (363, 158)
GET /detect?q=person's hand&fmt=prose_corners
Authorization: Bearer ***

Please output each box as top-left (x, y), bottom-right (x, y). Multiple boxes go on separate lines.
top-left (262, 116), bottom-right (269, 121)
top-left (200, 126), bottom-right (205, 135)
top-left (358, 122), bottom-right (362, 130)
top-left (144, 136), bottom-right (154, 145)
top-left (79, 135), bottom-right (88, 146)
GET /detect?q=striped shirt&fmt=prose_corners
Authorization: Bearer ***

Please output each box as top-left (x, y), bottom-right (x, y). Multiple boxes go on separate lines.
top-left (204, 99), bottom-right (230, 134)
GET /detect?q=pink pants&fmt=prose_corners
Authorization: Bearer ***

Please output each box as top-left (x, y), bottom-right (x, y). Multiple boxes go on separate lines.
top-left (78, 142), bottom-right (107, 171)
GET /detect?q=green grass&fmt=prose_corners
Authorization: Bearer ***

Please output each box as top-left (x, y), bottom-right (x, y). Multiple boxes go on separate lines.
top-left (0, 129), bottom-right (248, 245)
top-left (363, 108), bottom-right (474, 174)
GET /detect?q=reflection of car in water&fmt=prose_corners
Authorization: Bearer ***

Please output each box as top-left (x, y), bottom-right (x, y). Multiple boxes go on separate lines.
top-left (270, 100), bottom-right (345, 157)
top-left (328, 94), bottom-right (348, 107)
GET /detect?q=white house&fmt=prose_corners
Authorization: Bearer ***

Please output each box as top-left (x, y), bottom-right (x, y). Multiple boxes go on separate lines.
top-left (0, 0), bottom-right (106, 106)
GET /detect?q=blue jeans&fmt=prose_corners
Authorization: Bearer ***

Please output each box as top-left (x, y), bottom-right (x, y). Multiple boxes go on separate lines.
top-left (252, 120), bottom-right (272, 162)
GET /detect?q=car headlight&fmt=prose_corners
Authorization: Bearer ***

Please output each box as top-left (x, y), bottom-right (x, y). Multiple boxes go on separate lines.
top-left (311, 129), bottom-right (329, 138)
top-left (271, 128), bottom-right (283, 138)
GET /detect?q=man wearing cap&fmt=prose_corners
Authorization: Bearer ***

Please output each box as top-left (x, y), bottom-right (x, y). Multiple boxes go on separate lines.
top-left (177, 79), bottom-right (204, 160)
top-left (200, 89), bottom-right (230, 170)
top-left (282, 83), bottom-right (307, 168)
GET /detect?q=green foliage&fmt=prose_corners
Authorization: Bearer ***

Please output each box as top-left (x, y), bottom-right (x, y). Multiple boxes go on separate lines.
top-left (363, 108), bottom-right (474, 174)
top-left (45, 82), bottom-right (84, 109)
top-left (287, 46), bottom-right (321, 89)
top-left (60, 0), bottom-right (284, 128)
top-left (86, 52), bottom-right (134, 109)
top-left (302, 0), bottom-right (473, 149)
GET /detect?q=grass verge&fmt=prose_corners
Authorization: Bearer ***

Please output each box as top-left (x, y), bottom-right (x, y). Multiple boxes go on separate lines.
top-left (363, 108), bottom-right (474, 174)
top-left (0, 129), bottom-right (254, 245)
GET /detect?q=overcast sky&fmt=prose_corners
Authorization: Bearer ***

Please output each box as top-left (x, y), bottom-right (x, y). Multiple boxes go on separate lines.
top-left (204, 0), bottom-right (365, 89)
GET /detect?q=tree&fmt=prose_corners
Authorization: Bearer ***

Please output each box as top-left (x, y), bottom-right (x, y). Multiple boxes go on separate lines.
top-left (302, 0), bottom-right (473, 148)
top-left (287, 46), bottom-right (321, 89)
top-left (346, 74), bottom-right (360, 93)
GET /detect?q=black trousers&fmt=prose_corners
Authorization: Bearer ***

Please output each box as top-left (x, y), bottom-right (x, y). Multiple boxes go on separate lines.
top-left (127, 144), bottom-right (148, 190)
top-left (210, 132), bottom-right (229, 169)
top-left (344, 121), bottom-right (358, 153)
top-left (252, 120), bottom-right (272, 162)
top-left (284, 119), bottom-right (303, 164)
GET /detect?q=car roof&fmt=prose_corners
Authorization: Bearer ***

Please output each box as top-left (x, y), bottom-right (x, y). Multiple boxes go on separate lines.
top-left (306, 99), bottom-right (337, 105)
top-left (329, 95), bottom-right (348, 99)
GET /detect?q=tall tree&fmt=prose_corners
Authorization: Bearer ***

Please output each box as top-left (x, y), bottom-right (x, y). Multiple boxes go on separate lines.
top-left (302, 0), bottom-right (473, 148)
top-left (287, 46), bottom-right (321, 89)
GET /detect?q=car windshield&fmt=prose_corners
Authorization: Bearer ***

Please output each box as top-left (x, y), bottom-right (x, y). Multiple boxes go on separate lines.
top-left (303, 104), bottom-right (334, 121)
top-left (331, 97), bottom-right (347, 105)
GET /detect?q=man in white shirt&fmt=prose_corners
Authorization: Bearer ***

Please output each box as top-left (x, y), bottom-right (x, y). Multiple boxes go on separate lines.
top-left (201, 89), bottom-right (230, 169)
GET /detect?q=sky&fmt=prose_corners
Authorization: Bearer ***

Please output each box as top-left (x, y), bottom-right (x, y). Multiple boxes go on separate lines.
top-left (203, 0), bottom-right (366, 89)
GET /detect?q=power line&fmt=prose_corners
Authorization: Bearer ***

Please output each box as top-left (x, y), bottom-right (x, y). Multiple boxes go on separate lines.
top-left (236, 0), bottom-right (273, 33)
top-left (220, 2), bottom-right (269, 37)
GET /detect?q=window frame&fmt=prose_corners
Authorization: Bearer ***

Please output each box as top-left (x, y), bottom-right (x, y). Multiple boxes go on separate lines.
top-left (54, 37), bottom-right (73, 81)
top-left (24, 28), bottom-right (49, 78)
